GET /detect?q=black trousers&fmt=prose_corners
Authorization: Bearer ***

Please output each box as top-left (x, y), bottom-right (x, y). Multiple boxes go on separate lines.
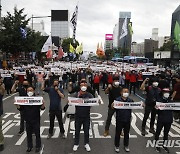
top-left (125, 80), bottom-right (130, 89)
top-left (93, 83), bottom-right (100, 94)
top-left (49, 110), bottom-right (65, 134)
top-left (26, 120), bottom-right (41, 148)
top-left (115, 121), bottom-right (130, 147)
top-left (74, 116), bottom-right (90, 145)
top-left (142, 105), bottom-right (157, 129)
top-left (105, 108), bottom-right (115, 131)
top-left (5, 85), bottom-right (12, 95)
top-left (155, 121), bottom-right (171, 142)
top-left (20, 111), bottom-right (25, 132)
top-left (129, 82), bottom-right (136, 94)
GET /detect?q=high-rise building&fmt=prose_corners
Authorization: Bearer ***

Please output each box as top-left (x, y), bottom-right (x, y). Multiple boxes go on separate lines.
top-left (118, 12), bottom-right (132, 54)
top-left (171, 5), bottom-right (180, 60)
top-left (152, 28), bottom-right (159, 41)
top-left (51, 10), bottom-right (70, 39)
top-left (30, 20), bottom-right (48, 36)
top-left (113, 23), bottom-right (119, 48)
top-left (144, 39), bottom-right (158, 59)
top-left (104, 34), bottom-right (113, 51)
top-left (131, 42), bottom-right (144, 56)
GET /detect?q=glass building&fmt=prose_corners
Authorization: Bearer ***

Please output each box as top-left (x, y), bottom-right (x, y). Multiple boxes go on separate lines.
top-left (171, 5), bottom-right (180, 59)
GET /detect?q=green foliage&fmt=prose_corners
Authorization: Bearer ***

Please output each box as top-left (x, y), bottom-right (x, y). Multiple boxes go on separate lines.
top-left (105, 49), bottom-right (114, 60)
top-left (159, 40), bottom-right (172, 51)
top-left (61, 38), bottom-right (79, 53)
top-left (0, 7), bottom-right (44, 57)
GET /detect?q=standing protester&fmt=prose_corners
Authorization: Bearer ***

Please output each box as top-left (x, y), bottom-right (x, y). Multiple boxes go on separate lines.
top-left (119, 72), bottom-right (125, 87)
top-left (72, 81), bottom-right (94, 152)
top-left (42, 79), bottom-right (65, 139)
top-left (113, 88), bottom-right (134, 153)
top-left (171, 75), bottom-right (180, 122)
top-left (0, 77), bottom-right (5, 151)
top-left (16, 86), bottom-right (45, 153)
top-left (137, 71), bottom-right (143, 89)
top-left (129, 70), bottom-right (137, 95)
top-left (125, 71), bottom-right (130, 88)
top-left (93, 72), bottom-right (100, 94)
top-left (36, 72), bottom-right (44, 95)
top-left (155, 88), bottom-right (173, 153)
top-left (101, 71), bottom-right (108, 90)
top-left (3, 73), bottom-right (13, 95)
top-left (104, 76), bottom-right (122, 137)
top-left (140, 78), bottom-right (161, 136)
top-left (11, 79), bottom-right (30, 135)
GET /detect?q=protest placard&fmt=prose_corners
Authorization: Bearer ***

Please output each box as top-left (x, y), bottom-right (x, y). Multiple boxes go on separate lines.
top-left (156, 102), bottom-right (180, 110)
top-left (113, 101), bottom-right (144, 109)
top-left (68, 97), bottom-right (99, 106)
top-left (14, 97), bottom-right (43, 105)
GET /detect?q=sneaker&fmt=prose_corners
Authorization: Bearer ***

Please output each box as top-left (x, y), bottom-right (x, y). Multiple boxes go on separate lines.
top-left (141, 129), bottom-right (145, 136)
top-left (84, 144), bottom-right (91, 152)
top-left (124, 146), bottom-right (130, 152)
top-left (155, 147), bottom-right (161, 153)
top-left (60, 133), bottom-right (66, 139)
top-left (47, 133), bottom-right (53, 139)
top-left (18, 131), bottom-right (24, 136)
top-left (115, 147), bottom-right (120, 153)
top-left (73, 145), bottom-right (79, 152)
top-left (149, 128), bottom-right (155, 134)
top-left (103, 130), bottom-right (109, 137)
top-left (163, 146), bottom-right (170, 153)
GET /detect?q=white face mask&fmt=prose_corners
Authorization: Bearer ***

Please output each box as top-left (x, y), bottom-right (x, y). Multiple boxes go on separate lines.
top-left (163, 93), bottom-right (170, 98)
top-left (114, 81), bottom-right (119, 86)
top-left (81, 86), bottom-right (87, 92)
top-left (27, 92), bottom-right (34, 97)
top-left (153, 82), bottom-right (159, 87)
top-left (123, 92), bottom-right (129, 98)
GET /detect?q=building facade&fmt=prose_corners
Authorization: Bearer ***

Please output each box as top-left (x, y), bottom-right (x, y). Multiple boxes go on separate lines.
top-left (118, 12), bottom-right (132, 54)
top-left (104, 34), bottom-right (113, 51)
top-left (171, 5), bottom-right (180, 60)
top-left (144, 39), bottom-right (158, 59)
top-left (51, 10), bottom-right (70, 39)
top-left (113, 23), bottom-right (119, 48)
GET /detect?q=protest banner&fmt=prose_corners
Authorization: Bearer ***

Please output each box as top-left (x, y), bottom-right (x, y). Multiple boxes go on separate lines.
top-left (113, 101), bottom-right (144, 109)
top-left (68, 97), bottom-right (99, 106)
top-left (156, 102), bottom-right (180, 110)
top-left (14, 97), bottom-right (43, 105)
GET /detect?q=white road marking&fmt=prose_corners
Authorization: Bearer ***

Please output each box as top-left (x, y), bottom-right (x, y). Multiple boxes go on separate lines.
top-left (40, 144), bottom-right (44, 154)
top-left (2, 120), bottom-right (13, 130)
top-left (64, 117), bottom-right (70, 138)
top-left (15, 132), bottom-right (27, 145)
top-left (3, 93), bottom-right (18, 101)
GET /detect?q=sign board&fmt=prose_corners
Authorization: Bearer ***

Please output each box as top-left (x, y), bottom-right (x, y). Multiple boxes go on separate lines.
top-left (156, 102), bottom-right (180, 110)
top-left (68, 97), bottom-right (99, 106)
top-left (14, 97), bottom-right (43, 105)
top-left (113, 101), bottom-right (144, 109)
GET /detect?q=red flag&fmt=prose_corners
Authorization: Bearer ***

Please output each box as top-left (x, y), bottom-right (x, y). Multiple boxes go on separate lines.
top-left (58, 47), bottom-right (64, 59)
top-left (46, 50), bottom-right (53, 59)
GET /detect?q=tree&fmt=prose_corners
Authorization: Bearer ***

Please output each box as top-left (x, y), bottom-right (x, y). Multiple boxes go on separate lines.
top-left (61, 38), bottom-right (79, 53)
top-left (159, 40), bottom-right (172, 51)
top-left (105, 49), bottom-right (114, 60)
top-left (0, 7), bottom-right (44, 58)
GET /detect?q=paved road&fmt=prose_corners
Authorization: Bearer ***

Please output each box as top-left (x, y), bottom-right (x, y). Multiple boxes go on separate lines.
top-left (1, 88), bottom-right (180, 154)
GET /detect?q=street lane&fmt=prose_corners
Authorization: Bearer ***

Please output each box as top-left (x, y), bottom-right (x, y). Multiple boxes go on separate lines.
top-left (0, 88), bottom-right (180, 154)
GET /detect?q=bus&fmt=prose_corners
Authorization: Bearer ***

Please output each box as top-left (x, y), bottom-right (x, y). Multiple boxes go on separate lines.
top-left (123, 56), bottom-right (149, 64)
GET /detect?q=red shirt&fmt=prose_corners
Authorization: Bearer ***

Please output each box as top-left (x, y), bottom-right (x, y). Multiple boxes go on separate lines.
top-left (108, 74), bottom-right (113, 84)
top-left (137, 73), bottom-right (143, 81)
top-left (94, 75), bottom-right (100, 84)
top-left (130, 74), bottom-right (137, 83)
top-left (125, 72), bottom-right (130, 80)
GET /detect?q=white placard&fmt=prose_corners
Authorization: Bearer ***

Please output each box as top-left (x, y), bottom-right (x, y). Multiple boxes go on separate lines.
top-left (15, 72), bottom-right (26, 76)
top-left (1, 74), bottom-right (12, 78)
top-left (113, 101), bottom-right (144, 109)
top-left (68, 97), bottom-right (99, 106)
top-left (156, 102), bottom-right (180, 110)
top-left (142, 72), bottom-right (153, 76)
top-left (14, 97), bottom-right (43, 105)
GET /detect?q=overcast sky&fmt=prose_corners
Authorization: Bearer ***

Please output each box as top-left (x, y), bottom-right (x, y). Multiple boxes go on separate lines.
top-left (1, 0), bottom-right (180, 52)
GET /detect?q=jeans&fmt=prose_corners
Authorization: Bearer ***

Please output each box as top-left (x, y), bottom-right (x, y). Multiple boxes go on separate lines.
top-left (37, 82), bottom-right (43, 94)
top-left (115, 121), bottom-right (130, 147)
top-left (142, 105), bottom-right (157, 130)
top-left (26, 121), bottom-right (41, 148)
top-left (0, 116), bottom-right (4, 145)
top-left (105, 108), bottom-right (115, 131)
top-left (74, 116), bottom-right (90, 145)
top-left (49, 110), bottom-right (65, 134)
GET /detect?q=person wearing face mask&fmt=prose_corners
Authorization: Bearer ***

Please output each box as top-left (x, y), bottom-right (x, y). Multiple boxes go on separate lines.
top-left (16, 86), bottom-right (45, 153)
top-left (42, 79), bottom-right (65, 139)
top-left (140, 78), bottom-right (161, 136)
top-left (11, 79), bottom-right (30, 136)
top-left (155, 88), bottom-right (173, 153)
top-left (103, 76), bottom-right (122, 137)
top-left (72, 81), bottom-right (94, 152)
top-left (112, 88), bottom-right (134, 153)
